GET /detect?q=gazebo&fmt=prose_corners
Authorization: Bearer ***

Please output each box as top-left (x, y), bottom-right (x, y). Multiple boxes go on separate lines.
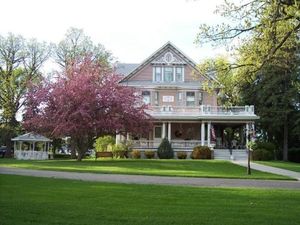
top-left (12, 132), bottom-right (52, 160)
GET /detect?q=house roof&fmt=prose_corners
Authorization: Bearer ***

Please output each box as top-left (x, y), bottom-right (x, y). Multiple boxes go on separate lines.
top-left (11, 132), bottom-right (51, 142)
top-left (115, 63), bottom-right (139, 76)
top-left (120, 41), bottom-right (216, 83)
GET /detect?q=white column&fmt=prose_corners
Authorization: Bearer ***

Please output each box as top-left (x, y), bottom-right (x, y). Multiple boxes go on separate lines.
top-left (162, 122), bottom-right (166, 138)
top-left (246, 123), bottom-right (249, 146)
top-left (126, 133), bottom-right (130, 140)
top-left (207, 122), bottom-right (211, 147)
top-left (201, 122), bottom-right (205, 145)
top-left (168, 122), bottom-right (171, 140)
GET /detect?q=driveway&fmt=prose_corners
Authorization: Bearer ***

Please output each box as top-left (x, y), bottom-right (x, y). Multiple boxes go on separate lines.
top-left (0, 167), bottom-right (299, 189)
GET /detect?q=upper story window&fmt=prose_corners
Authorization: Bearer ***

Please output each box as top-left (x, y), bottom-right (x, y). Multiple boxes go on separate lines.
top-left (154, 67), bottom-right (162, 82)
top-left (142, 91), bottom-right (151, 104)
top-left (153, 66), bottom-right (185, 83)
top-left (176, 67), bottom-right (183, 82)
top-left (186, 92), bottom-right (195, 106)
top-left (164, 67), bottom-right (173, 82)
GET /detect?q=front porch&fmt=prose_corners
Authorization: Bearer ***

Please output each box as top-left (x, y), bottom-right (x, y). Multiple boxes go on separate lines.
top-left (130, 121), bottom-right (254, 150)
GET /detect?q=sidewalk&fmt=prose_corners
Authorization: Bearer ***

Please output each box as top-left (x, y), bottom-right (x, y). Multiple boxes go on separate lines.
top-left (233, 160), bottom-right (300, 181)
top-left (1, 167), bottom-right (300, 189)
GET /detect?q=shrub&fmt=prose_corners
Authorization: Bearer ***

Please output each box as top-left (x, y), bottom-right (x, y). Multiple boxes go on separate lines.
top-left (94, 135), bottom-right (115, 152)
top-left (144, 150), bottom-right (155, 159)
top-left (176, 151), bottom-right (187, 159)
top-left (252, 149), bottom-right (273, 161)
top-left (131, 150), bottom-right (141, 159)
top-left (288, 148), bottom-right (300, 163)
top-left (157, 138), bottom-right (174, 159)
top-left (256, 142), bottom-right (276, 152)
top-left (112, 144), bottom-right (127, 158)
top-left (191, 146), bottom-right (211, 159)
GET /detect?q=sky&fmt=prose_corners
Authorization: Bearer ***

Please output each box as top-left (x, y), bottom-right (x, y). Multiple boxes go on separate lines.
top-left (0, 0), bottom-right (228, 70)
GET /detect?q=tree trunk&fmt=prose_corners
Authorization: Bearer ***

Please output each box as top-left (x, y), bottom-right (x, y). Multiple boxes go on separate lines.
top-left (283, 114), bottom-right (288, 161)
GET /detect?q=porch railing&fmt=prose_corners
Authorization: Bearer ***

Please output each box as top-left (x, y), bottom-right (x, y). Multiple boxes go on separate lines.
top-left (147, 105), bottom-right (255, 116)
top-left (132, 140), bottom-right (212, 149)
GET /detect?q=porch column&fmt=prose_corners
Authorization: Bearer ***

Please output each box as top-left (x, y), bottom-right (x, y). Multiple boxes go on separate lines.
top-left (201, 122), bottom-right (205, 146)
top-left (168, 122), bottom-right (171, 141)
top-left (207, 122), bottom-right (211, 147)
top-left (246, 123), bottom-right (249, 146)
top-left (162, 122), bottom-right (166, 138)
top-left (126, 133), bottom-right (130, 140)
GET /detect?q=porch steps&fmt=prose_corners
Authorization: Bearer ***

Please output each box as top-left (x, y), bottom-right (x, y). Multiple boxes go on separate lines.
top-left (213, 149), bottom-right (248, 161)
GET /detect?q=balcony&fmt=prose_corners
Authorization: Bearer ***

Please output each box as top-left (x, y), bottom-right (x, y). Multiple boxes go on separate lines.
top-left (146, 105), bottom-right (258, 120)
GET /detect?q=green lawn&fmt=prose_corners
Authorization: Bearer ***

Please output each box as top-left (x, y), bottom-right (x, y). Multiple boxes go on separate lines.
top-left (0, 158), bottom-right (291, 180)
top-left (0, 174), bottom-right (299, 225)
top-left (256, 161), bottom-right (300, 172)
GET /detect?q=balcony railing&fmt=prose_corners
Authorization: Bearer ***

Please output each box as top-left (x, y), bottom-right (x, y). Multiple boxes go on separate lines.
top-left (146, 105), bottom-right (255, 116)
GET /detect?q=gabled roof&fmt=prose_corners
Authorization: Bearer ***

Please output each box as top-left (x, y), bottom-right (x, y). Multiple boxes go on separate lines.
top-left (11, 132), bottom-right (51, 142)
top-left (120, 41), bottom-right (215, 82)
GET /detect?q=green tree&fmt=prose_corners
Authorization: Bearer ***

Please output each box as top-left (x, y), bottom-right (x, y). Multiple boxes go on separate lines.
top-left (195, 0), bottom-right (300, 161)
top-left (0, 33), bottom-right (52, 155)
top-left (55, 27), bottom-right (112, 69)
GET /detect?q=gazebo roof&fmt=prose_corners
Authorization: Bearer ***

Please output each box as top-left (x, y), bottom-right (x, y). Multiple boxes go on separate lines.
top-left (11, 132), bottom-right (52, 142)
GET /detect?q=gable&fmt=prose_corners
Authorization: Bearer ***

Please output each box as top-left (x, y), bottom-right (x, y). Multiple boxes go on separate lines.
top-left (120, 42), bottom-right (213, 83)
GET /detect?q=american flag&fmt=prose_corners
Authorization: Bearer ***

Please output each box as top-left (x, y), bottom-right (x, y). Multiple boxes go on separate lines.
top-left (211, 125), bottom-right (216, 141)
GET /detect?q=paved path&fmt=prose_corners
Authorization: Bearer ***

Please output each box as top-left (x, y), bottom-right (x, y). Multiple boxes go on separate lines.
top-left (232, 161), bottom-right (300, 181)
top-left (1, 167), bottom-right (300, 189)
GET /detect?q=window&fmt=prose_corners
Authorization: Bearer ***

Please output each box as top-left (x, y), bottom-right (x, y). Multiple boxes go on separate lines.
top-left (176, 67), bottom-right (183, 82)
top-left (164, 67), bottom-right (173, 82)
top-left (198, 92), bottom-right (203, 105)
top-left (154, 126), bottom-right (162, 139)
top-left (142, 91), bottom-right (151, 104)
top-left (154, 91), bottom-right (159, 106)
top-left (154, 67), bottom-right (162, 82)
top-left (186, 92), bottom-right (195, 106)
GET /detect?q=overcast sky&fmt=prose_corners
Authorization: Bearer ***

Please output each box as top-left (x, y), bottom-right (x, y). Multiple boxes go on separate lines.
top-left (0, 0), bottom-right (227, 67)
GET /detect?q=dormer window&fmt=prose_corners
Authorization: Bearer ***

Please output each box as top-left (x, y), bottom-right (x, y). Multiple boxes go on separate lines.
top-left (164, 67), bottom-right (173, 82)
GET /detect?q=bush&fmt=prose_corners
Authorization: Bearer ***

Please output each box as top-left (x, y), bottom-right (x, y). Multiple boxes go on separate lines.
top-left (256, 142), bottom-right (276, 152)
top-left (252, 149), bottom-right (273, 161)
top-left (112, 144), bottom-right (127, 158)
top-left (288, 148), bottom-right (300, 163)
top-left (176, 151), bottom-right (187, 159)
top-left (94, 135), bottom-right (115, 152)
top-left (191, 146), bottom-right (211, 159)
top-left (157, 138), bottom-right (174, 159)
top-left (144, 150), bottom-right (155, 159)
top-left (131, 150), bottom-right (141, 159)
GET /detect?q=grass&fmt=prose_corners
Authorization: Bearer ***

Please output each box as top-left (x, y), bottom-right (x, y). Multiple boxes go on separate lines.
top-left (0, 158), bottom-right (292, 180)
top-left (0, 174), bottom-right (300, 225)
top-left (256, 161), bottom-right (300, 173)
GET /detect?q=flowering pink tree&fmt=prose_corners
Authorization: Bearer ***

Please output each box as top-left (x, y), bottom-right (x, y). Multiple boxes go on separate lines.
top-left (23, 58), bottom-right (152, 160)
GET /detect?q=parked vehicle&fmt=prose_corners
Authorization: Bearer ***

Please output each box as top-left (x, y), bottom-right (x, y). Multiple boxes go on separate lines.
top-left (0, 146), bottom-right (7, 158)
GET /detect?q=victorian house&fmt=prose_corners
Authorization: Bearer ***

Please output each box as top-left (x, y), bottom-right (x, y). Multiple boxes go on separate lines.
top-left (116, 42), bottom-right (258, 159)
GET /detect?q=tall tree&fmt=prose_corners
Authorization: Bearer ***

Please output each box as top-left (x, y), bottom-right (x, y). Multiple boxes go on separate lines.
top-left (0, 33), bottom-right (52, 155)
top-left (195, 0), bottom-right (300, 161)
top-left (55, 27), bottom-right (111, 69)
top-left (23, 57), bottom-right (152, 161)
